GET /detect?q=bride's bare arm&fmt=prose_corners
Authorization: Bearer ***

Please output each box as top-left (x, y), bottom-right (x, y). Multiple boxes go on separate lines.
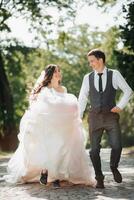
top-left (57, 86), bottom-right (67, 93)
top-left (62, 86), bottom-right (67, 93)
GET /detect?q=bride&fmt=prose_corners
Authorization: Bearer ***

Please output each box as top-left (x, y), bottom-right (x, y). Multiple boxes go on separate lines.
top-left (4, 64), bottom-right (95, 187)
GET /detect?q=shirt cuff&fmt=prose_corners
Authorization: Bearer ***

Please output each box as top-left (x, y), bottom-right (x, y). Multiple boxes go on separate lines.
top-left (116, 103), bottom-right (124, 110)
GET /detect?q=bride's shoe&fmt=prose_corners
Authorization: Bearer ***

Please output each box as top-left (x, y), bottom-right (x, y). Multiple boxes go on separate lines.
top-left (40, 171), bottom-right (48, 185)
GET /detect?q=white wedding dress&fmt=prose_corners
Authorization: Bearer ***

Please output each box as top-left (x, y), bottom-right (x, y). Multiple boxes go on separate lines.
top-left (4, 87), bottom-right (94, 185)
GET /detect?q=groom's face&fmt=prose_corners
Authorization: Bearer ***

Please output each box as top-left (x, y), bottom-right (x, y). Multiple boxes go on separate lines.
top-left (88, 55), bottom-right (103, 71)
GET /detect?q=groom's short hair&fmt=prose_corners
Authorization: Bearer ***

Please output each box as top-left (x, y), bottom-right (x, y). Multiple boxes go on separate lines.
top-left (87, 49), bottom-right (105, 63)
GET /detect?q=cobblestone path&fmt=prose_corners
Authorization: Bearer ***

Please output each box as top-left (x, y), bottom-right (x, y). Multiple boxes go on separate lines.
top-left (0, 149), bottom-right (134, 200)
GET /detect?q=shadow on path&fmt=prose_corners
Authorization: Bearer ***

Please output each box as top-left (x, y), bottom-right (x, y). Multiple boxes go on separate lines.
top-left (0, 149), bottom-right (134, 200)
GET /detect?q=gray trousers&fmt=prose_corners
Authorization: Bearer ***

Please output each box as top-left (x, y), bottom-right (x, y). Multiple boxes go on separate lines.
top-left (88, 111), bottom-right (122, 181)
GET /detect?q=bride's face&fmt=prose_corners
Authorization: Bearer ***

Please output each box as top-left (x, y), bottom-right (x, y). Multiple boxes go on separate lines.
top-left (53, 67), bottom-right (62, 81)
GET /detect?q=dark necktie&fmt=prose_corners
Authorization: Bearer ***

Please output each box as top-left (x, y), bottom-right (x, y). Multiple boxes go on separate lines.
top-left (98, 73), bottom-right (103, 92)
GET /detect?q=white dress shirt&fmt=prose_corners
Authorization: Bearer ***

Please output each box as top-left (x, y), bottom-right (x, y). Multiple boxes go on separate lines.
top-left (78, 67), bottom-right (133, 118)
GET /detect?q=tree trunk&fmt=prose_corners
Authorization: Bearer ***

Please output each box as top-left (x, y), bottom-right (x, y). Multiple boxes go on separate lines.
top-left (0, 50), bottom-right (18, 151)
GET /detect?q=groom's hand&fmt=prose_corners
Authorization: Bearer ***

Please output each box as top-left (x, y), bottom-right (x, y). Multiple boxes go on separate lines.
top-left (111, 106), bottom-right (122, 113)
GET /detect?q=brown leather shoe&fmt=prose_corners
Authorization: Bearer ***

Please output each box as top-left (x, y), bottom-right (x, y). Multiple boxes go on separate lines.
top-left (96, 180), bottom-right (105, 189)
top-left (111, 169), bottom-right (122, 183)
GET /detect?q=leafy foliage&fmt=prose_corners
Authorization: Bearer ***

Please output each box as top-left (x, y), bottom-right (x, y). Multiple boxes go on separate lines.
top-left (0, 0), bottom-right (75, 32)
top-left (120, 2), bottom-right (134, 52)
top-left (113, 2), bottom-right (134, 146)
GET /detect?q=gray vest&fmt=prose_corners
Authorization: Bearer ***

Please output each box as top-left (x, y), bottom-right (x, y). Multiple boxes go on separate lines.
top-left (89, 69), bottom-right (116, 113)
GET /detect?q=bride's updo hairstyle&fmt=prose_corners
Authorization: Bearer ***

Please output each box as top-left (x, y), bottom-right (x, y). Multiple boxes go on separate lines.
top-left (33, 64), bottom-right (58, 94)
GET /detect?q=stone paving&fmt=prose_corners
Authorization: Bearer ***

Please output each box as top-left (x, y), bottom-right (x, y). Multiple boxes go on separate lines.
top-left (0, 149), bottom-right (134, 200)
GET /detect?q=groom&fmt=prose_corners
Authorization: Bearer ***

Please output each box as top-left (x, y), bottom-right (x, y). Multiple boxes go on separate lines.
top-left (78, 49), bottom-right (133, 188)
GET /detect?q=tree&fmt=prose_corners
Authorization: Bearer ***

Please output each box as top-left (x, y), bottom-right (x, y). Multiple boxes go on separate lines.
top-left (115, 2), bottom-right (134, 90)
top-left (0, 49), bottom-right (18, 150)
top-left (55, 24), bottom-right (104, 96)
top-left (114, 2), bottom-right (134, 146)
